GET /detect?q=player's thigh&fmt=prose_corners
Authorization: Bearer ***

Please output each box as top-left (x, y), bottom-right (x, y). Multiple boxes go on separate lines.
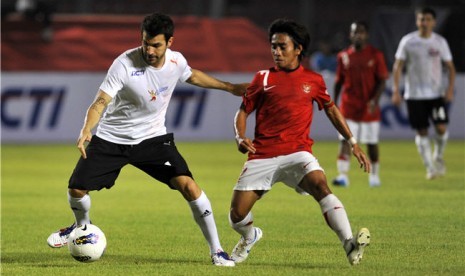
top-left (69, 135), bottom-right (129, 191)
top-left (406, 100), bottom-right (431, 129)
top-left (234, 158), bottom-right (279, 192)
top-left (430, 98), bottom-right (449, 125)
top-left (278, 151), bottom-right (325, 195)
top-left (131, 134), bottom-right (193, 189)
top-left (359, 121), bottom-right (380, 144)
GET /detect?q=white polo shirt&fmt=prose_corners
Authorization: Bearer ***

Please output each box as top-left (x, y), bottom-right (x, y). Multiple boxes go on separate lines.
top-left (395, 31), bottom-right (453, 100)
top-left (97, 47), bottom-right (192, 144)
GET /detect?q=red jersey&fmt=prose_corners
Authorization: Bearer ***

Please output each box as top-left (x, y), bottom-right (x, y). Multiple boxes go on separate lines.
top-left (242, 65), bottom-right (334, 160)
top-left (335, 45), bottom-right (389, 121)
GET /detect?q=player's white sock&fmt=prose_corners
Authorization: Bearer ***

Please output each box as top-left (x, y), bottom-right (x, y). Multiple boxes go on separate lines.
top-left (319, 194), bottom-right (352, 243)
top-left (415, 135), bottom-right (434, 170)
top-left (337, 156), bottom-right (350, 175)
top-left (371, 162), bottom-right (379, 177)
top-left (433, 131), bottom-right (448, 160)
top-left (229, 212), bottom-right (254, 241)
top-left (68, 192), bottom-right (91, 225)
top-left (188, 191), bottom-right (223, 254)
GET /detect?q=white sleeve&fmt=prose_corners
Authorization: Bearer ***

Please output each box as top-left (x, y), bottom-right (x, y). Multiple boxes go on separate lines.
top-left (440, 37), bottom-right (453, 62)
top-left (176, 53), bottom-right (193, 82)
top-left (99, 59), bottom-right (127, 97)
top-left (395, 36), bottom-right (408, 61)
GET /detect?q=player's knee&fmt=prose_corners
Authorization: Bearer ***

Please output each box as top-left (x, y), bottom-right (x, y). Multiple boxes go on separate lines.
top-left (172, 176), bottom-right (201, 201)
top-left (301, 175), bottom-right (330, 201)
top-left (68, 188), bottom-right (88, 198)
top-left (229, 208), bottom-right (246, 224)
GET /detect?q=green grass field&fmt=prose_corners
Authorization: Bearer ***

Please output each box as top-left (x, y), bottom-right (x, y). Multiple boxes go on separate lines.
top-left (1, 140), bottom-right (464, 275)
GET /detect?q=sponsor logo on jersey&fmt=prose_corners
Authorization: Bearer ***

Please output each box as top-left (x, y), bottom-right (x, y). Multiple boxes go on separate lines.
top-left (131, 69), bottom-right (146, 76)
top-left (158, 86), bottom-right (168, 93)
top-left (170, 59), bottom-right (178, 65)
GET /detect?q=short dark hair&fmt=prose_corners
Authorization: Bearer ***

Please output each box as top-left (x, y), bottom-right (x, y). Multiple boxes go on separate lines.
top-left (268, 18), bottom-right (311, 61)
top-left (416, 7), bottom-right (436, 19)
top-left (141, 13), bottom-right (174, 42)
top-left (351, 20), bottom-right (369, 32)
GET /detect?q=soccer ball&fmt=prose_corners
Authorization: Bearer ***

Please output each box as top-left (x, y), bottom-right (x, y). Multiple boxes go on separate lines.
top-left (67, 224), bottom-right (107, 262)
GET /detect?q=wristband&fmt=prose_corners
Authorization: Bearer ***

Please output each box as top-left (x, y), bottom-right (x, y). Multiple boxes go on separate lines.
top-left (348, 137), bottom-right (357, 146)
top-left (235, 135), bottom-right (244, 145)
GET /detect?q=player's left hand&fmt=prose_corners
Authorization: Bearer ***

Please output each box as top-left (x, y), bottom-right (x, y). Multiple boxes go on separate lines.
top-left (351, 144), bottom-right (371, 173)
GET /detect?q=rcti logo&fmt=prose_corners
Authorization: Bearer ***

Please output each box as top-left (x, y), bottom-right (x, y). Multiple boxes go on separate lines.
top-left (73, 233), bottom-right (100, 245)
top-left (1, 86), bottom-right (66, 129)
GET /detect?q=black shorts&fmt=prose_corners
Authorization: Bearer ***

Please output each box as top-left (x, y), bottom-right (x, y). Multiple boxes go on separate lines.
top-left (68, 133), bottom-right (193, 191)
top-left (406, 98), bottom-right (449, 130)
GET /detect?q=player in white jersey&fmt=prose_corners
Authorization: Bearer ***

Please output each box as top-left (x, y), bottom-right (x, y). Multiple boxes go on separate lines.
top-left (46, 13), bottom-right (247, 266)
top-left (392, 7), bottom-right (456, 180)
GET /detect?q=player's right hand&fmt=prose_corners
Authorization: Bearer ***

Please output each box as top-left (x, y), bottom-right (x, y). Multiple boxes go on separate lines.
top-left (236, 137), bottom-right (256, 154)
top-left (391, 90), bottom-right (402, 107)
top-left (77, 129), bottom-right (92, 159)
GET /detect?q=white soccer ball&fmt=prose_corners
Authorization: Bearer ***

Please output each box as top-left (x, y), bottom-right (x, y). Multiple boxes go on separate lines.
top-left (67, 224), bottom-right (107, 262)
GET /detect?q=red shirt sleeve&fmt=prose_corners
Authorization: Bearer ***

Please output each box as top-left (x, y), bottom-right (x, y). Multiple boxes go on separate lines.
top-left (313, 74), bottom-right (334, 110)
top-left (375, 50), bottom-right (389, 80)
top-left (335, 51), bottom-right (345, 84)
top-left (242, 72), bottom-right (263, 114)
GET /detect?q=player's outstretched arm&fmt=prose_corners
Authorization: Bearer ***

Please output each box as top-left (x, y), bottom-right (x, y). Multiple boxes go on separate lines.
top-left (324, 104), bottom-right (371, 173)
top-left (77, 90), bottom-right (112, 159)
top-left (186, 69), bottom-right (248, 96)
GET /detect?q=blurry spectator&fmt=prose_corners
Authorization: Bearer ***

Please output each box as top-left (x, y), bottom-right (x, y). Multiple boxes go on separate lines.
top-left (309, 40), bottom-right (337, 72)
top-left (1, 0), bottom-right (56, 42)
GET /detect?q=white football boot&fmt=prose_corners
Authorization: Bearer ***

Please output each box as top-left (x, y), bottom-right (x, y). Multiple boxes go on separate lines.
top-left (211, 251), bottom-right (235, 267)
top-left (369, 174), bottom-right (381, 187)
top-left (344, 228), bottom-right (370, 265)
top-left (47, 223), bottom-right (76, 248)
top-left (231, 227), bottom-right (263, 263)
top-left (434, 158), bottom-right (446, 177)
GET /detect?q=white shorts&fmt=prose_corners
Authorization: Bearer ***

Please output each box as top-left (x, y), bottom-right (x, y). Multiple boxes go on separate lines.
top-left (233, 151), bottom-right (324, 195)
top-left (338, 119), bottom-right (380, 144)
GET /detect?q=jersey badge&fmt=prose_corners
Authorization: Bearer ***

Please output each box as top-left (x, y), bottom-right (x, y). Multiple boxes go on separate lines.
top-left (148, 89), bottom-right (157, 101)
top-left (367, 59), bottom-right (374, 67)
top-left (428, 48), bottom-right (440, 57)
top-left (302, 83), bottom-right (312, 94)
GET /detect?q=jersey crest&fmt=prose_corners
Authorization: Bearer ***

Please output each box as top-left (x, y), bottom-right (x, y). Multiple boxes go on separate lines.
top-left (148, 89), bottom-right (157, 101)
top-left (302, 83), bottom-right (312, 94)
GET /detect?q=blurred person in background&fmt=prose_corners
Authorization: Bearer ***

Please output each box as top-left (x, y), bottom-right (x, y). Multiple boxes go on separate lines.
top-left (46, 13), bottom-right (247, 267)
top-left (392, 7), bottom-right (456, 180)
top-left (229, 18), bottom-right (371, 266)
top-left (1, 0), bottom-right (55, 41)
top-left (309, 40), bottom-right (337, 73)
top-left (332, 21), bottom-right (389, 188)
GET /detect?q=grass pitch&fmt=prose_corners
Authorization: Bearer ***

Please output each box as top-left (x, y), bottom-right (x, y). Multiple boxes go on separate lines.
top-left (1, 140), bottom-right (464, 275)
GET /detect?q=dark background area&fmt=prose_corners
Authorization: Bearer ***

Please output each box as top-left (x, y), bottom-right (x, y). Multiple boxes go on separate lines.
top-left (2, 0), bottom-right (464, 71)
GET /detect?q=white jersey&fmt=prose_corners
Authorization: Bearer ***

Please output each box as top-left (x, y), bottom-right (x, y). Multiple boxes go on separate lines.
top-left (96, 48), bottom-right (192, 144)
top-left (395, 31), bottom-right (453, 100)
